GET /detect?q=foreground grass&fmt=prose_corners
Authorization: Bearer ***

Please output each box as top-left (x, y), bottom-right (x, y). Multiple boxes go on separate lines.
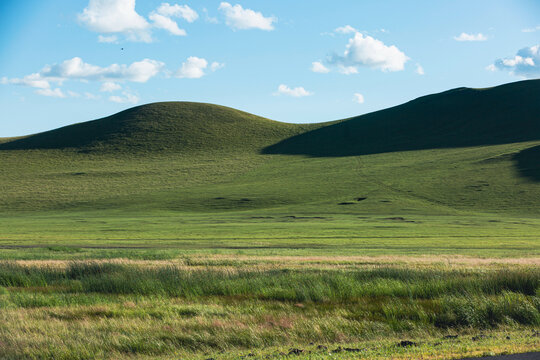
top-left (0, 260), bottom-right (538, 359)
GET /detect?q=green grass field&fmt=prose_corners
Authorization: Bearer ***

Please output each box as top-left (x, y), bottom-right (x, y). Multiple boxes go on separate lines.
top-left (0, 80), bottom-right (538, 359)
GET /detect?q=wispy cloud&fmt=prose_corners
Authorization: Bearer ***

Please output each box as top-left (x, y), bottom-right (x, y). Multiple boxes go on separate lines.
top-left (522, 25), bottom-right (540, 33)
top-left (334, 25), bottom-right (357, 34)
top-left (109, 91), bottom-right (139, 104)
top-left (274, 84), bottom-right (313, 97)
top-left (311, 61), bottom-right (330, 73)
top-left (454, 32), bottom-right (487, 41)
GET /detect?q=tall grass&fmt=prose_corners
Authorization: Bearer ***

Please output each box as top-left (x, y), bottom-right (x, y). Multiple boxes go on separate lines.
top-left (0, 262), bottom-right (538, 328)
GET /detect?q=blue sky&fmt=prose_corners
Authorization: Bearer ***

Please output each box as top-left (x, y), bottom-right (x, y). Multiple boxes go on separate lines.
top-left (1, 0), bottom-right (539, 136)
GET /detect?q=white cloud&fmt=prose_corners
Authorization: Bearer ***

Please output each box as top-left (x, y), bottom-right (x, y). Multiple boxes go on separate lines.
top-left (416, 64), bottom-right (425, 75)
top-left (522, 25), bottom-right (540, 33)
top-left (109, 91), bottom-right (139, 104)
top-left (78, 0), bottom-right (152, 42)
top-left (2, 73), bottom-right (50, 89)
top-left (335, 25), bottom-right (357, 34)
top-left (489, 45), bottom-right (540, 78)
top-left (2, 57), bottom-right (163, 99)
top-left (149, 12), bottom-right (187, 36)
top-left (35, 88), bottom-right (65, 98)
top-left (67, 90), bottom-right (81, 97)
top-left (352, 93), bottom-right (364, 104)
top-left (98, 35), bottom-right (118, 43)
top-left (218, 2), bottom-right (276, 30)
top-left (338, 65), bottom-right (358, 75)
top-left (332, 32), bottom-right (409, 72)
top-left (454, 32), bottom-right (487, 41)
top-left (149, 3), bottom-right (198, 36)
top-left (210, 62), bottom-right (225, 71)
top-left (100, 82), bottom-right (122, 92)
top-left (274, 84), bottom-right (313, 97)
top-left (41, 57), bottom-right (164, 83)
top-left (156, 3), bottom-right (198, 23)
top-left (176, 56), bottom-right (208, 78)
top-left (311, 61), bottom-right (330, 73)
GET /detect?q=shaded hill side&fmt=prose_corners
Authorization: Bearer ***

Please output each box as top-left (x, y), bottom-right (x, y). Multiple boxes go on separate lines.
top-left (514, 145), bottom-right (540, 182)
top-left (0, 102), bottom-right (318, 154)
top-left (263, 79), bottom-right (540, 157)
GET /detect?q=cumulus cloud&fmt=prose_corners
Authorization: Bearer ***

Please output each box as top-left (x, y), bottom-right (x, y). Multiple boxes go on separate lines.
top-left (2, 57), bottom-right (163, 99)
top-left (39, 57), bottom-right (164, 83)
top-left (352, 93), bottom-right (364, 104)
top-left (454, 32), bottom-right (487, 41)
top-left (176, 57), bottom-right (208, 78)
top-left (335, 25), bottom-right (357, 34)
top-left (489, 45), bottom-right (540, 78)
top-left (156, 3), bottom-right (198, 22)
top-left (311, 61), bottom-right (330, 73)
top-left (109, 91), bottom-right (139, 104)
top-left (79, 0), bottom-right (151, 42)
top-left (416, 64), bottom-right (425, 75)
top-left (149, 3), bottom-right (198, 36)
top-left (149, 13), bottom-right (187, 36)
top-left (100, 82), bottom-right (122, 92)
top-left (332, 32), bottom-right (409, 73)
top-left (79, 1), bottom-right (198, 41)
top-left (218, 2), bottom-right (275, 30)
top-left (274, 84), bottom-right (313, 97)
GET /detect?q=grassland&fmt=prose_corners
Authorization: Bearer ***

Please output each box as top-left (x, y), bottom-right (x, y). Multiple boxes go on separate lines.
top-left (0, 259), bottom-right (538, 359)
top-left (0, 80), bottom-right (539, 358)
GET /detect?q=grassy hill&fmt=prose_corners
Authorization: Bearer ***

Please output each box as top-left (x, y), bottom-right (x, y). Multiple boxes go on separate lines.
top-left (0, 79), bottom-right (538, 257)
top-left (0, 102), bottom-right (318, 154)
top-left (263, 79), bottom-right (540, 157)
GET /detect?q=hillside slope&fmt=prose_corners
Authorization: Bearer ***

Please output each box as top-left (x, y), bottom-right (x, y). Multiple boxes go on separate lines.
top-left (263, 79), bottom-right (540, 157)
top-left (0, 102), bottom-right (317, 154)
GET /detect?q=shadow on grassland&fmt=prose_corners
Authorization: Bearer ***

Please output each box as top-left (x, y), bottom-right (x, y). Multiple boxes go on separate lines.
top-left (262, 79), bottom-right (540, 157)
top-left (514, 145), bottom-right (540, 182)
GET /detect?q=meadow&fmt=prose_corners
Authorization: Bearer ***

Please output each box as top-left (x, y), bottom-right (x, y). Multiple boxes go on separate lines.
top-left (0, 258), bottom-right (538, 359)
top-left (0, 81), bottom-right (539, 358)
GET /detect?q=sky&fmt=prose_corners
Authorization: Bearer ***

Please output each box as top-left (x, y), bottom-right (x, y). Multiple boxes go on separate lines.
top-left (0, 0), bottom-right (539, 137)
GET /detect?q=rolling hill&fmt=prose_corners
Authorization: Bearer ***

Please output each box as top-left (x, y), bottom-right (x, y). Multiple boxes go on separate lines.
top-left (0, 79), bottom-right (539, 252)
top-left (0, 102), bottom-right (319, 154)
top-left (2, 79), bottom-right (538, 159)
top-left (263, 79), bottom-right (540, 157)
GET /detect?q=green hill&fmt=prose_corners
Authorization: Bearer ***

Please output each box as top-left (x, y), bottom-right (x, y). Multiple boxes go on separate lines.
top-left (0, 80), bottom-right (539, 257)
top-left (263, 79), bottom-right (540, 157)
top-left (0, 102), bottom-right (318, 154)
